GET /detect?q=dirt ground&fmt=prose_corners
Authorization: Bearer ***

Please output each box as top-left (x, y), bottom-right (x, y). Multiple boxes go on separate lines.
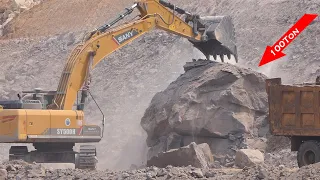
top-left (2, 160), bottom-right (319, 180)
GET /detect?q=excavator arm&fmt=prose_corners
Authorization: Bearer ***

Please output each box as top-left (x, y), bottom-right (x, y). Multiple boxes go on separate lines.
top-left (49, 0), bottom-right (238, 110)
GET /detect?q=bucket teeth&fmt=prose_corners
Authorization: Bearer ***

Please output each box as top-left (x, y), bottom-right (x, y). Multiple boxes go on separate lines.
top-left (213, 54), bottom-right (217, 60)
top-left (190, 39), bottom-right (233, 62)
top-left (219, 54), bottom-right (224, 62)
top-left (227, 53), bottom-right (231, 60)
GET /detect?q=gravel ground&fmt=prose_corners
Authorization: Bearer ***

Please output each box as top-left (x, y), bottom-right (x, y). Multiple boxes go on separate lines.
top-left (3, 160), bottom-right (319, 180)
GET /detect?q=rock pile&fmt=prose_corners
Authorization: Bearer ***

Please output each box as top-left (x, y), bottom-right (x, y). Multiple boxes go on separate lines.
top-left (141, 60), bottom-right (269, 166)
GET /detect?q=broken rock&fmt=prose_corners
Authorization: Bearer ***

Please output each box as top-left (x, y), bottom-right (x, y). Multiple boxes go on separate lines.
top-left (235, 149), bottom-right (264, 168)
top-left (25, 163), bottom-right (46, 178)
top-left (191, 168), bottom-right (204, 178)
top-left (147, 132), bottom-right (183, 161)
top-left (147, 142), bottom-right (213, 169)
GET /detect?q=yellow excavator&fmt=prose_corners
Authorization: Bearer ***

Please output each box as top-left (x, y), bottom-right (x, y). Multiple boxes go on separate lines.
top-left (0, 0), bottom-right (237, 169)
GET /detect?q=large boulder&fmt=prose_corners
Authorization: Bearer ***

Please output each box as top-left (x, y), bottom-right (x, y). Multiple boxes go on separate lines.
top-left (235, 149), bottom-right (264, 168)
top-left (147, 142), bottom-right (214, 169)
top-left (141, 60), bottom-right (268, 164)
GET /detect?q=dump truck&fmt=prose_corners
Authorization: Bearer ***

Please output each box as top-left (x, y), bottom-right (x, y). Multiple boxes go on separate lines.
top-left (266, 77), bottom-right (320, 167)
top-left (0, 0), bottom-right (238, 169)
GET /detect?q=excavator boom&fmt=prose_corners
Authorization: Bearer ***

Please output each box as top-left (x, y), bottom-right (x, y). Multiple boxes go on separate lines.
top-left (50, 0), bottom-right (238, 110)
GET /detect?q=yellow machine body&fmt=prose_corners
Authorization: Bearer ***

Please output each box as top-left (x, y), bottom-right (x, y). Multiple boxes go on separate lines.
top-left (0, 109), bottom-right (101, 143)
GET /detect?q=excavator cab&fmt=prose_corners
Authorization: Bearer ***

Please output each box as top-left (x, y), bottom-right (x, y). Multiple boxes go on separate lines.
top-left (0, 100), bottom-right (23, 109)
top-left (0, 89), bottom-right (57, 110)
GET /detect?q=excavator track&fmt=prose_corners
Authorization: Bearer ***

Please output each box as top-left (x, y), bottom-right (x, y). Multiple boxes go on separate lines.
top-left (75, 145), bottom-right (97, 170)
top-left (8, 144), bottom-right (97, 170)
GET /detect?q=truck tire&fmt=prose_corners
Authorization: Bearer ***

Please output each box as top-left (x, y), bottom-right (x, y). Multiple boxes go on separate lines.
top-left (297, 140), bottom-right (320, 167)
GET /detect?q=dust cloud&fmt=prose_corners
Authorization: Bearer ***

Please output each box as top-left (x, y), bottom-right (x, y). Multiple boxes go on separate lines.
top-left (256, 49), bottom-right (292, 83)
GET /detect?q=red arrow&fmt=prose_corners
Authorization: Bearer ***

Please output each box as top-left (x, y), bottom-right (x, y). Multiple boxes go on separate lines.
top-left (259, 14), bottom-right (318, 67)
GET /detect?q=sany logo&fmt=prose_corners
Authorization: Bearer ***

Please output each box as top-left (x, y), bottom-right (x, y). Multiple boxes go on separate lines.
top-left (117, 31), bottom-right (134, 43)
top-left (65, 118), bottom-right (71, 126)
top-left (113, 29), bottom-right (139, 45)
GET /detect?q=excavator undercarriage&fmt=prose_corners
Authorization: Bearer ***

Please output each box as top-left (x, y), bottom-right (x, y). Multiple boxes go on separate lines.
top-left (0, 0), bottom-right (238, 170)
top-left (0, 89), bottom-right (101, 169)
top-left (9, 144), bottom-right (97, 169)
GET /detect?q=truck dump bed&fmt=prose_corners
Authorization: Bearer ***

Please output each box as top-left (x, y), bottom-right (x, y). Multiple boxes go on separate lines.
top-left (266, 78), bottom-right (320, 136)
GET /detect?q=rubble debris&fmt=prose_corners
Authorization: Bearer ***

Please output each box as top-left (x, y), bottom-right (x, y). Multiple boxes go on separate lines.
top-left (264, 149), bottom-right (298, 168)
top-left (235, 149), bottom-right (264, 168)
top-left (191, 168), bottom-right (204, 178)
top-left (147, 142), bottom-right (214, 169)
top-left (0, 160), bottom-right (311, 180)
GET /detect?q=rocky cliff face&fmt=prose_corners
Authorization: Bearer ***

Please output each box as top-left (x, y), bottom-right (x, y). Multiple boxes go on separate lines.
top-left (0, 0), bottom-right (43, 36)
top-left (141, 60), bottom-right (269, 165)
top-left (13, 0), bottom-right (42, 10)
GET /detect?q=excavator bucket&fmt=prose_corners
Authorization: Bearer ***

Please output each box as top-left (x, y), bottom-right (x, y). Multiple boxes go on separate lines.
top-left (190, 15), bottom-right (238, 63)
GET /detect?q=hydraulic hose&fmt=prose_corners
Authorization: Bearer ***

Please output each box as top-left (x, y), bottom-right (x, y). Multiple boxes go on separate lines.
top-left (159, 0), bottom-right (191, 15)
